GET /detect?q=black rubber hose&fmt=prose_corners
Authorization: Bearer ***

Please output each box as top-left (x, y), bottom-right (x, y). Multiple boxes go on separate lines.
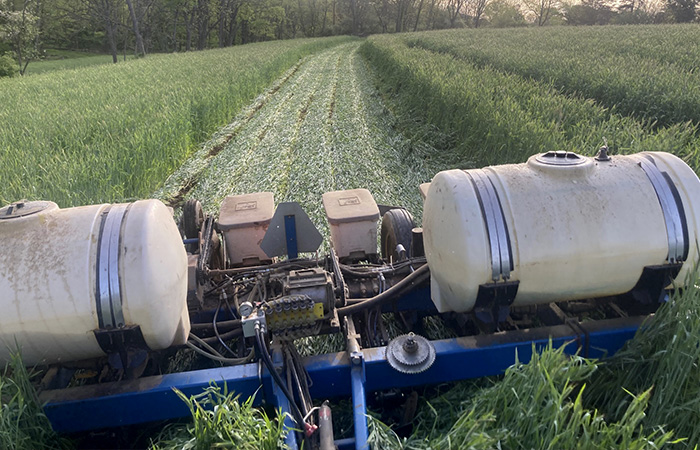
top-left (255, 328), bottom-right (306, 428)
top-left (213, 303), bottom-right (237, 356)
top-left (337, 264), bottom-right (430, 317)
top-left (339, 258), bottom-right (426, 278)
top-left (339, 264), bottom-right (409, 279)
top-left (190, 319), bottom-right (242, 331)
top-left (198, 328), bottom-right (242, 345)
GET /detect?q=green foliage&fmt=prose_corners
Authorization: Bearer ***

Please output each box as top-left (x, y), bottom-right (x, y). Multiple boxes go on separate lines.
top-left (0, 52), bottom-right (16, 77)
top-left (1, 352), bottom-right (68, 450)
top-left (361, 32), bottom-right (699, 170)
top-left (391, 25), bottom-right (700, 128)
top-left (563, 0), bottom-right (617, 25)
top-left (485, 0), bottom-right (528, 27)
top-left (666, 0), bottom-right (697, 22)
top-left (23, 52), bottom-right (136, 75)
top-left (588, 282), bottom-right (700, 446)
top-left (150, 385), bottom-right (288, 450)
top-left (430, 348), bottom-right (673, 450)
top-left (368, 345), bottom-right (678, 450)
top-left (239, 0), bottom-right (286, 41)
top-left (0, 0), bottom-right (41, 74)
top-left (0, 36), bottom-right (353, 207)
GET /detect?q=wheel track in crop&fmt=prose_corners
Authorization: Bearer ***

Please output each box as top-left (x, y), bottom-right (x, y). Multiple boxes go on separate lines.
top-left (158, 59), bottom-right (307, 207)
top-left (159, 42), bottom-right (456, 244)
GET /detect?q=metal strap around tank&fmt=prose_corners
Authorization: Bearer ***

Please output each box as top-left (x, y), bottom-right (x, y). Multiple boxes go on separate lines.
top-left (638, 157), bottom-right (687, 263)
top-left (96, 203), bottom-right (131, 329)
top-left (467, 170), bottom-right (512, 281)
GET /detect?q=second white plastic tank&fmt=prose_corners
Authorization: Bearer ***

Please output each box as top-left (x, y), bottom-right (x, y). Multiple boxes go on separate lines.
top-left (422, 151), bottom-right (700, 313)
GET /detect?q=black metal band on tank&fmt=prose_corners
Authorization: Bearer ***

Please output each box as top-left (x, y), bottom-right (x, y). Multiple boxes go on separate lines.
top-left (466, 169), bottom-right (514, 282)
top-left (95, 203), bottom-right (133, 329)
top-left (638, 156), bottom-right (689, 263)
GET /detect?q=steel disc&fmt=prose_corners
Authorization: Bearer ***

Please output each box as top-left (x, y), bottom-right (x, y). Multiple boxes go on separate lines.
top-left (385, 333), bottom-right (436, 374)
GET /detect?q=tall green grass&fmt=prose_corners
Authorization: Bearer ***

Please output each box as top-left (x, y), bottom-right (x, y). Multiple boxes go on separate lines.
top-left (24, 52), bottom-right (137, 76)
top-left (0, 36), bottom-right (353, 207)
top-left (150, 386), bottom-right (287, 450)
top-left (400, 25), bottom-right (700, 128)
top-left (0, 353), bottom-right (66, 450)
top-left (588, 283), bottom-right (700, 446)
top-left (360, 35), bottom-right (699, 170)
top-left (368, 344), bottom-right (679, 450)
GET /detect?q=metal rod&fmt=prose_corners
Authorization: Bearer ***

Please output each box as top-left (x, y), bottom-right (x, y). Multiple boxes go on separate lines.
top-left (346, 317), bottom-right (369, 450)
top-left (351, 362), bottom-right (369, 450)
top-left (319, 401), bottom-right (336, 450)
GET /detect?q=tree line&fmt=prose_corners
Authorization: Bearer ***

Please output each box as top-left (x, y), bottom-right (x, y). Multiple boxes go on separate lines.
top-left (0, 0), bottom-right (697, 76)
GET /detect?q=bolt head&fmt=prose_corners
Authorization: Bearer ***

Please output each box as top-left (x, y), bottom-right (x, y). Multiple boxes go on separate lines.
top-left (403, 332), bottom-right (418, 353)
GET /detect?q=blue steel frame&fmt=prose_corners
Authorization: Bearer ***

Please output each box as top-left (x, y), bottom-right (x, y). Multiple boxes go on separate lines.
top-left (41, 308), bottom-right (644, 449)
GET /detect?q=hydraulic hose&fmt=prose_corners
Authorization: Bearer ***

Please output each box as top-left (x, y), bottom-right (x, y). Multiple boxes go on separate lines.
top-left (254, 327), bottom-right (306, 428)
top-left (186, 333), bottom-right (253, 365)
top-left (339, 257), bottom-right (426, 278)
top-left (336, 264), bottom-right (430, 317)
top-left (190, 319), bottom-right (241, 331)
top-left (198, 328), bottom-right (242, 345)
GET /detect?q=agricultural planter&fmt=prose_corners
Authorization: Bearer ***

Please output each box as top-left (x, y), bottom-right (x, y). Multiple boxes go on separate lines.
top-left (1, 149), bottom-right (699, 450)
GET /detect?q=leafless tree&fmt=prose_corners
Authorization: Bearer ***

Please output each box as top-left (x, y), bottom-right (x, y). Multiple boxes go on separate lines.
top-left (522, 0), bottom-right (557, 24)
top-left (217, 0), bottom-right (241, 46)
top-left (413, 0), bottom-right (425, 30)
top-left (72, 0), bottom-right (121, 62)
top-left (471, 0), bottom-right (489, 26)
top-left (125, 0), bottom-right (146, 55)
top-left (394, 0), bottom-right (415, 31)
top-left (445, 0), bottom-right (467, 26)
top-left (371, 0), bottom-right (391, 33)
top-left (424, 0), bottom-right (439, 28)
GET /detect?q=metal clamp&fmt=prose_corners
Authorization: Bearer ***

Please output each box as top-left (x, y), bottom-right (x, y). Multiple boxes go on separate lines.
top-left (637, 157), bottom-right (688, 263)
top-left (96, 204), bottom-right (132, 329)
top-left (467, 170), bottom-right (513, 281)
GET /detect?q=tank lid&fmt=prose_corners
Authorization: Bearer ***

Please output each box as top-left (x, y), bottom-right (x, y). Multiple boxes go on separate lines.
top-left (219, 192), bottom-right (274, 230)
top-left (0, 201), bottom-right (55, 220)
top-left (535, 151), bottom-right (586, 166)
top-left (322, 188), bottom-right (380, 224)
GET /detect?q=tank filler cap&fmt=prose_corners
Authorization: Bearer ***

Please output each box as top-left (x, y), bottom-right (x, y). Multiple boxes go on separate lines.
top-left (535, 151), bottom-right (586, 166)
top-left (595, 145), bottom-right (611, 161)
top-left (0, 201), bottom-right (56, 220)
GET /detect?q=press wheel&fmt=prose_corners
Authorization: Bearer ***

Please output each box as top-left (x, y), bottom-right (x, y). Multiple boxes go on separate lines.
top-left (381, 208), bottom-right (415, 262)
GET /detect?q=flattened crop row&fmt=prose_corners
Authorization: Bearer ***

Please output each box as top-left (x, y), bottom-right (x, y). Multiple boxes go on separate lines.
top-left (162, 42), bottom-right (448, 244)
top-left (0, 36), bottom-right (353, 207)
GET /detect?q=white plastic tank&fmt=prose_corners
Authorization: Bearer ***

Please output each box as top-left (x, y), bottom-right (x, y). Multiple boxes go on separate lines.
top-left (0, 199), bottom-right (190, 365)
top-left (423, 151), bottom-right (700, 313)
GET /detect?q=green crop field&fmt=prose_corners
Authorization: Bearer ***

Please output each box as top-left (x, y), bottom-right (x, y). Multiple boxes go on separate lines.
top-left (23, 51), bottom-right (137, 76)
top-left (400, 24), bottom-right (700, 128)
top-left (0, 36), bottom-right (352, 207)
top-left (1, 23), bottom-right (700, 450)
top-left (361, 28), bottom-right (700, 170)
top-left (156, 41), bottom-right (450, 245)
